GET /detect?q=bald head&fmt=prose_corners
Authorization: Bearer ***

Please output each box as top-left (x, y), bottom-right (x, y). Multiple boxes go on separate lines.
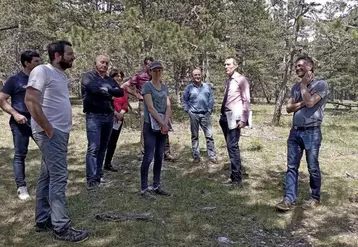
top-left (94, 55), bottom-right (109, 76)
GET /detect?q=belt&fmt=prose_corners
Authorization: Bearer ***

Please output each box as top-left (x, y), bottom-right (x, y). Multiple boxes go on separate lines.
top-left (87, 112), bottom-right (114, 115)
top-left (192, 111), bottom-right (207, 114)
top-left (293, 126), bottom-right (320, 131)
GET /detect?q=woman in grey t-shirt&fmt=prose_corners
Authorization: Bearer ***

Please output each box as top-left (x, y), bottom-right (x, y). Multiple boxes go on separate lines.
top-left (140, 61), bottom-right (172, 199)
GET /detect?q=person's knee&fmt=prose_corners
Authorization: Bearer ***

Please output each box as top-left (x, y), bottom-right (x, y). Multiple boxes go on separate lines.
top-left (205, 132), bottom-right (213, 139)
top-left (287, 162), bottom-right (299, 171)
top-left (14, 147), bottom-right (28, 157)
top-left (142, 151), bottom-right (154, 163)
top-left (227, 143), bottom-right (238, 152)
top-left (50, 170), bottom-right (68, 185)
top-left (308, 166), bottom-right (321, 176)
top-left (154, 151), bottom-right (164, 160)
top-left (87, 141), bottom-right (99, 155)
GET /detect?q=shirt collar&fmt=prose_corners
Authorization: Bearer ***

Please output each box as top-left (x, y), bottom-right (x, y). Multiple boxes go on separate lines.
top-left (19, 71), bottom-right (29, 78)
top-left (230, 71), bottom-right (241, 80)
top-left (93, 70), bottom-right (109, 79)
top-left (191, 81), bottom-right (203, 88)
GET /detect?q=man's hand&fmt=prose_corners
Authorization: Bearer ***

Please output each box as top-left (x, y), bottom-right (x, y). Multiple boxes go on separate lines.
top-left (45, 125), bottom-right (54, 138)
top-left (115, 111), bottom-right (124, 121)
top-left (237, 121), bottom-right (246, 129)
top-left (301, 71), bottom-right (313, 85)
top-left (13, 113), bottom-right (28, 124)
top-left (136, 93), bottom-right (143, 100)
top-left (100, 87), bottom-right (108, 92)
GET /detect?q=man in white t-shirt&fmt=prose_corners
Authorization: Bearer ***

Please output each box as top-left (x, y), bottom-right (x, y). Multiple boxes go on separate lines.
top-left (25, 40), bottom-right (89, 243)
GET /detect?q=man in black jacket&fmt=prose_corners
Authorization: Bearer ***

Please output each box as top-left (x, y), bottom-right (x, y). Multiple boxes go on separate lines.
top-left (82, 55), bottom-right (123, 190)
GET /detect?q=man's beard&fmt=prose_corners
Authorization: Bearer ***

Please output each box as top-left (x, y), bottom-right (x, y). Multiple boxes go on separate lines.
top-left (59, 59), bottom-right (72, 70)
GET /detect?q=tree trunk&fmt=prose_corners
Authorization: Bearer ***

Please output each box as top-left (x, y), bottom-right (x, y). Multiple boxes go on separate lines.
top-left (272, 0), bottom-right (307, 125)
top-left (204, 54), bottom-right (210, 83)
top-left (258, 79), bottom-right (271, 104)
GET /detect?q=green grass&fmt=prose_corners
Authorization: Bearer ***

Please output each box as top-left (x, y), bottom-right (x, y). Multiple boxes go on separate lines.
top-left (1, 103), bottom-right (358, 246)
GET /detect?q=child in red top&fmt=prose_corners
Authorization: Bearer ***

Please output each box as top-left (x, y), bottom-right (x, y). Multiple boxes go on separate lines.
top-left (104, 69), bottom-right (128, 172)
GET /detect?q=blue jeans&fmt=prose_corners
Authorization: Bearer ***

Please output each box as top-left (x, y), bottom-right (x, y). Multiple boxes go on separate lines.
top-left (33, 129), bottom-right (71, 233)
top-left (189, 112), bottom-right (216, 159)
top-left (219, 115), bottom-right (242, 182)
top-left (285, 127), bottom-right (322, 203)
top-left (10, 122), bottom-right (32, 188)
top-left (140, 122), bottom-right (167, 190)
top-left (85, 112), bottom-right (114, 184)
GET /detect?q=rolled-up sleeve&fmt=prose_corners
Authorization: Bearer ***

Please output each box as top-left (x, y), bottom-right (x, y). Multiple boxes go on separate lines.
top-left (239, 77), bottom-right (250, 122)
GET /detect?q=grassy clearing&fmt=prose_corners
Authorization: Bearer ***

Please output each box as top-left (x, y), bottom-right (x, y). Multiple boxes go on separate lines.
top-left (1, 103), bottom-right (358, 247)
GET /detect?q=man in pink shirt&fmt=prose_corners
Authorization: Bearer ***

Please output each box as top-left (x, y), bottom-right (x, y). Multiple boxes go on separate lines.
top-left (219, 57), bottom-right (250, 186)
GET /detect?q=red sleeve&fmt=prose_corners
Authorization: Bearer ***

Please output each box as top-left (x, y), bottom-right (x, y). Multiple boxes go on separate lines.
top-left (113, 97), bottom-right (121, 112)
top-left (113, 90), bottom-right (129, 113)
top-left (122, 90), bottom-right (129, 112)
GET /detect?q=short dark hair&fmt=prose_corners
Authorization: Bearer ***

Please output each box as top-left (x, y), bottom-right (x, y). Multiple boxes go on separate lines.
top-left (109, 69), bottom-right (124, 78)
top-left (47, 40), bottom-right (72, 62)
top-left (295, 55), bottom-right (314, 72)
top-left (20, 50), bottom-right (40, 67)
top-left (143, 56), bottom-right (154, 66)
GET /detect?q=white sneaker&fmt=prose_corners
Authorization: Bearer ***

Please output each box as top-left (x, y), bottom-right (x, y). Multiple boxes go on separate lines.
top-left (17, 186), bottom-right (30, 200)
top-left (100, 178), bottom-right (112, 184)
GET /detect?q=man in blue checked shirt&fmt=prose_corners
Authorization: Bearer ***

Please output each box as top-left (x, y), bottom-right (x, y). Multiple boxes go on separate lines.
top-left (182, 68), bottom-right (218, 164)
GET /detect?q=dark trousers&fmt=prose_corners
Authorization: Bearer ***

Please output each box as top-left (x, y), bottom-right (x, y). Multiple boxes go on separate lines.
top-left (10, 122), bottom-right (32, 188)
top-left (104, 122), bottom-right (123, 167)
top-left (219, 115), bottom-right (242, 182)
top-left (33, 129), bottom-right (71, 233)
top-left (285, 127), bottom-right (322, 203)
top-left (85, 112), bottom-right (114, 184)
top-left (140, 122), bottom-right (167, 190)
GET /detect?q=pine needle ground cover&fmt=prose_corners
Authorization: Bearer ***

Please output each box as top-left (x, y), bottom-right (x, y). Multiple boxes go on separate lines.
top-left (1, 103), bottom-right (358, 247)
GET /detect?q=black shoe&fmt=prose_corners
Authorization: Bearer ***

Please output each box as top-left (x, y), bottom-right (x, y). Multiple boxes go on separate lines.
top-left (104, 164), bottom-right (118, 172)
top-left (86, 181), bottom-right (99, 191)
top-left (140, 189), bottom-right (156, 200)
top-left (154, 187), bottom-right (171, 196)
top-left (35, 221), bottom-right (54, 232)
top-left (193, 157), bottom-right (201, 163)
top-left (54, 227), bottom-right (89, 243)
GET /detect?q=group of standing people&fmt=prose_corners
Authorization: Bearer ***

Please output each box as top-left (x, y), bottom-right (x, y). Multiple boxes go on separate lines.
top-left (0, 38), bottom-right (329, 243)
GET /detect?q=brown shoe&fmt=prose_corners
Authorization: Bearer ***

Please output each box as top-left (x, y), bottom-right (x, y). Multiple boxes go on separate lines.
top-left (275, 199), bottom-right (294, 211)
top-left (302, 198), bottom-right (320, 210)
top-left (193, 157), bottom-right (201, 163)
top-left (164, 153), bottom-right (176, 162)
top-left (209, 157), bottom-right (218, 164)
